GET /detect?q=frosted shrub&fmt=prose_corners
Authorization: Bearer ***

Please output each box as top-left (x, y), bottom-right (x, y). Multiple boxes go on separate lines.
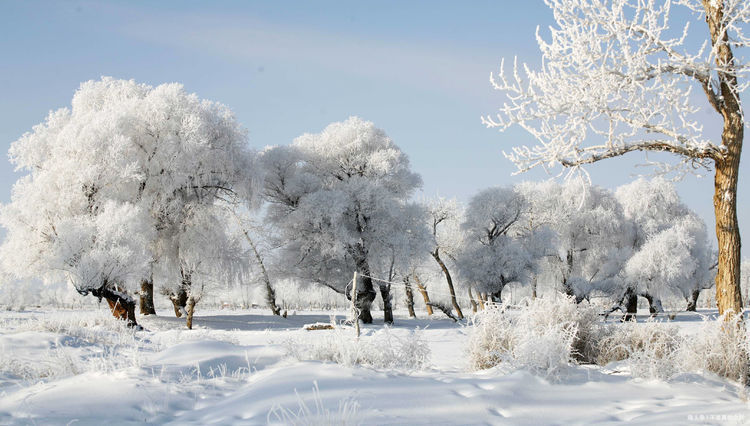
top-left (677, 314), bottom-right (749, 384)
top-left (467, 296), bottom-right (603, 377)
top-left (596, 321), bottom-right (681, 380)
top-left (282, 326), bottom-right (430, 371)
top-left (595, 314), bottom-right (749, 383)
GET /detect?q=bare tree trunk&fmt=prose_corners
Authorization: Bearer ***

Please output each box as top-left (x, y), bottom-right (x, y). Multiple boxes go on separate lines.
top-left (413, 275), bottom-right (433, 315)
top-left (562, 250), bottom-right (576, 298)
top-left (91, 282), bottom-right (138, 327)
top-left (686, 289), bottom-right (701, 312)
top-left (713, 151), bottom-right (743, 316)
top-left (186, 295), bottom-right (197, 330)
top-left (531, 274), bottom-right (538, 299)
top-left (139, 278), bottom-right (156, 315)
top-left (240, 227), bottom-right (281, 316)
top-left (622, 288), bottom-right (637, 322)
top-left (379, 284), bottom-right (393, 324)
top-left (169, 287), bottom-right (188, 318)
top-left (640, 293), bottom-right (663, 318)
top-left (704, 0), bottom-right (744, 317)
top-left (477, 289), bottom-right (486, 310)
top-left (404, 276), bottom-right (416, 318)
top-left (356, 277), bottom-right (377, 324)
top-left (345, 258), bottom-right (377, 324)
top-left (431, 249), bottom-right (464, 319)
top-left (468, 286), bottom-right (477, 313)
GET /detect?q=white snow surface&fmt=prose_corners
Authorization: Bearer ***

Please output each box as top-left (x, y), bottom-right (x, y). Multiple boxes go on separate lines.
top-left (0, 308), bottom-right (748, 425)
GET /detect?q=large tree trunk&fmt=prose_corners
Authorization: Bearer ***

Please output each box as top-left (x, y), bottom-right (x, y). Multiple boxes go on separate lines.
top-left (686, 289), bottom-right (701, 312)
top-left (431, 249), bottom-right (464, 319)
top-left (379, 283), bottom-right (393, 324)
top-left (413, 275), bottom-right (433, 316)
top-left (91, 283), bottom-right (138, 327)
top-left (404, 276), bottom-right (416, 318)
top-left (169, 268), bottom-right (192, 319)
top-left (561, 250), bottom-right (577, 298)
top-left (640, 292), bottom-right (663, 318)
top-left (622, 288), bottom-right (637, 322)
top-left (139, 278), bottom-right (156, 316)
top-left (347, 259), bottom-right (377, 324)
top-left (170, 287), bottom-right (188, 318)
top-left (186, 295), bottom-right (197, 330)
top-left (704, 0), bottom-right (744, 317)
top-left (713, 149), bottom-right (743, 316)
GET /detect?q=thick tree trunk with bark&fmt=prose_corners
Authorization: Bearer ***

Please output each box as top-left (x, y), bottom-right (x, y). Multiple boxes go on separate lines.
top-left (413, 275), bottom-right (433, 315)
top-left (139, 278), bottom-right (156, 316)
top-left (169, 287), bottom-right (188, 318)
top-left (347, 259), bottom-right (377, 324)
top-left (640, 293), bottom-right (663, 318)
top-left (431, 249), bottom-right (463, 319)
top-left (713, 152), bottom-right (743, 316)
top-left (622, 288), bottom-right (638, 322)
top-left (562, 250), bottom-right (575, 298)
top-left (704, 0), bottom-right (744, 317)
top-left (379, 284), bottom-right (393, 324)
top-left (404, 276), bottom-right (416, 318)
top-left (687, 289), bottom-right (701, 312)
top-left (91, 283), bottom-right (138, 327)
top-left (186, 295), bottom-right (197, 330)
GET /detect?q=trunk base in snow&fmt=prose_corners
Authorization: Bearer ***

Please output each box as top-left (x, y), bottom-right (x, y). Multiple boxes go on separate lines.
top-left (91, 285), bottom-right (138, 327)
top-left (139, 279), bottom-right (156, 316)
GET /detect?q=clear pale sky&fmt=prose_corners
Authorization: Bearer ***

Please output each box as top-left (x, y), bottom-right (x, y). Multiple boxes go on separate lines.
top-left (1, 1), bottom-right (747, 249)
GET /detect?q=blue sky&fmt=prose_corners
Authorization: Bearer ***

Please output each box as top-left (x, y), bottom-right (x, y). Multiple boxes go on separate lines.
top-left (1, 1), bottom-right (746, 247)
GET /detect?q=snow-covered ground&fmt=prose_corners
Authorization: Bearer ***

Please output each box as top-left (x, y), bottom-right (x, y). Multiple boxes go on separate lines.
top-left (0, 307), bottom-right (748, 425)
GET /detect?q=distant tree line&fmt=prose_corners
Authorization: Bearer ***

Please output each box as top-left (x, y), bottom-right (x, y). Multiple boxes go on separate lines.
top-left (0, 78), bottom-right (724, 328)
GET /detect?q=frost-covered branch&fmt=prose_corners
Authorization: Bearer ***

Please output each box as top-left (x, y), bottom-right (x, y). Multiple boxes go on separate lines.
top-left (484, 0), bottom-right (750, 175)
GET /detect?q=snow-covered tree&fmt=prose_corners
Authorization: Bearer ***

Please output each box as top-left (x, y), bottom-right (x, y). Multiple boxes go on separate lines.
top-left (261, 117), bottom-right (422, 323)
top-left (516, 180), bottom-right (632, 302)
top-left (424, 197), bottom-right (466, 318)
top-left (485, 0), bottom-right (749, 315)
top-left (369, 202), bottom-right (431, 323)
top-left (0, 77), bottom-right (257, 328)
top-left (456, 187), bottom-right (531, 302)
top-left (616, 178), bottom-right (691, 248)
top-left (624, 214), bottom-right (713, 312)
top-left (615, 177), bottom-right (712, 314)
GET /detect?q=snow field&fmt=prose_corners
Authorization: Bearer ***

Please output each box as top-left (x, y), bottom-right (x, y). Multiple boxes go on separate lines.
top-left (0, 306), bottom-right (748, 425)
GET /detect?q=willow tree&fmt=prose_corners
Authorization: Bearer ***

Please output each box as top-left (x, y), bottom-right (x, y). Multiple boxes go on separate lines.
top-left (261, 117), bottom-right (422, 323)
top-left (1, 78), bottom-right (257, 328)
top-left (485, 0), bottom-right (749, 315)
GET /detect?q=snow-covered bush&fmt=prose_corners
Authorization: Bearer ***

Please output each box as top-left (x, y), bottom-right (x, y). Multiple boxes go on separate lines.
top-left (282, 326), bottom-right (430, 371)
top-left (596, 321), bottom-right (681, 380)
top-left (595, 314), bottom-right (749, 383)
top-left (467, 296), bottom-right (603, 377)
top-left (677, 314), bottom-right (749, 384)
